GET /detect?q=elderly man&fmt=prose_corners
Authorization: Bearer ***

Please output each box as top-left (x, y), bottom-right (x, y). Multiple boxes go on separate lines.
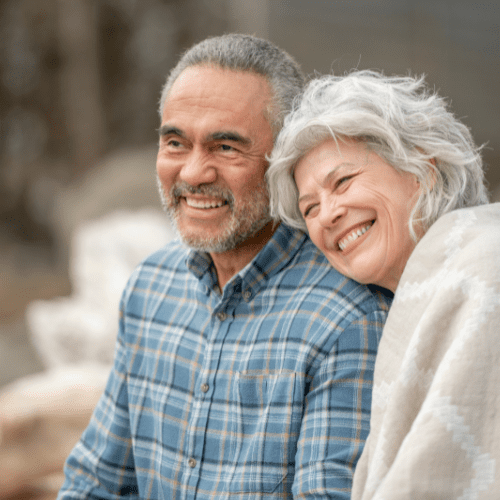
top-left (58, 34), bottom-right (391, 500)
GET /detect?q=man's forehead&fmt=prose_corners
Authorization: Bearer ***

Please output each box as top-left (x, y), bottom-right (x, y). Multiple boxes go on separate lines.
top-left (159, 66), bottom-right (274, 146)
top-left (173, 63), bottom-right (268, 85)
top-left (164, 65), bottom-right (271, 109)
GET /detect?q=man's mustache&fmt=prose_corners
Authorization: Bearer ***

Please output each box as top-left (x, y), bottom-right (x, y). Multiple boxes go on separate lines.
top-left (170, 182), bottom-right (235, 207)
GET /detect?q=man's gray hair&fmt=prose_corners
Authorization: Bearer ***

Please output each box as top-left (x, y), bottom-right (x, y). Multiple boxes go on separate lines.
top-left (158, 34), bottom-right (304, 138)
top-left (267, 69), bottom-right (489, 239)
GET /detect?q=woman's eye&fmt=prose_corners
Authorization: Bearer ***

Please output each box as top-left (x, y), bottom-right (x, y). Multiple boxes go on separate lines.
top-left (303, 204), bottom-right (317, 218)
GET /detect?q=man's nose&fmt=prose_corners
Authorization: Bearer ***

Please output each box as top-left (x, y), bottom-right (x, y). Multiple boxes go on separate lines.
top-left (179, 148), bottom-right (217, 186)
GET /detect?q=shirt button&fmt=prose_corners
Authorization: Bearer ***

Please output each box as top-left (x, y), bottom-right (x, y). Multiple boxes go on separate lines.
top-left (243, 290), bottom-right (251, 301)
top-left (217, 311), bottom-right (227, 321)
top-left (188, 458), bottom-right (197, 468)
top-left (201, 383), bottom-right (209, 393)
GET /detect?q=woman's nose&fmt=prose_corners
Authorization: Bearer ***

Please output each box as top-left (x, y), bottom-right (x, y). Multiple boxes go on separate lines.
top-left (318, 199), bottom-right (346, 228)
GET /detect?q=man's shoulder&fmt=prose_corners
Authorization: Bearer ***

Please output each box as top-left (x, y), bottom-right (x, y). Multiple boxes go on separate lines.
top-left (277, 233), bottom-right (393, 316)
top-left (125, 239), bottom-right (192, 287)
top-left (140, 238), bottom-right (189, 267)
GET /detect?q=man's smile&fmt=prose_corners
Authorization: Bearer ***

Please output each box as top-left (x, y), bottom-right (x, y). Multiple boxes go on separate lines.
top-left (184, 196), bottom-right (228, 209)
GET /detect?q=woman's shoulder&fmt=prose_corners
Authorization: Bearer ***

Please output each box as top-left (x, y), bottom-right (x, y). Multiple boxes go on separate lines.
top-left (397, 203), bottom-right (500, 295)
top-left (422, 203), bottom-right (500, 260)
top-left (427, 203), bottom-right (500, 239)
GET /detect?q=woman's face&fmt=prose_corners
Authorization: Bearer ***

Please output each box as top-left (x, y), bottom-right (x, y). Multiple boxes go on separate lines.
top-left (294, 138), bottom-right (421, 292)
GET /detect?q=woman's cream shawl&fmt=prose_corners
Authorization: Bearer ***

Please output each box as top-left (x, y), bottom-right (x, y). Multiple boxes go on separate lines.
top-left (352, 203), bottom-right (500, 499)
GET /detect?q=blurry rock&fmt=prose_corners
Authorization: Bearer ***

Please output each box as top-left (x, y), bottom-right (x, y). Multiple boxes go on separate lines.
top-left (0, 364), bottom-right (109, 498)
top-left (26, 208), bottom-right (174, 368)
top-left (0, 208), bottom-right (175, 498)
top-left (492, 183), bottom-right (500, 203)
top-left (50, 146), bottom-right (161, 264)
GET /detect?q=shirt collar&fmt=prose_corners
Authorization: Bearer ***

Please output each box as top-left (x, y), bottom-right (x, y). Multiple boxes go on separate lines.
top-left (186, 224), bottom-right (307, 297)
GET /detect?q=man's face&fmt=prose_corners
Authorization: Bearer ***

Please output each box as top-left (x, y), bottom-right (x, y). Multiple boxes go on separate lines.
top-left (156, 66), bottom-right (275, 253)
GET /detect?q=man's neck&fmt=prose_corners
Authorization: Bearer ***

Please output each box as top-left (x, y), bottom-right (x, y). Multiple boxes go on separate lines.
top-left (210, 221), bottom-right (278, 290)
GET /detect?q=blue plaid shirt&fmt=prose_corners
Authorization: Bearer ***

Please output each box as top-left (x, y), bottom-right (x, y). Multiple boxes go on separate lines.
top-left (58, 224), bottom-right (391, 500)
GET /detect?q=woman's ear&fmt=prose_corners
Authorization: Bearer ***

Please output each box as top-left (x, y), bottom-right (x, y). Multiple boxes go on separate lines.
top-left (416, 157), bottom-right (437, 190)
top-left (415, 148), bottom-right (438, 190)
top-left (427, 158), bottom-right (438, 190)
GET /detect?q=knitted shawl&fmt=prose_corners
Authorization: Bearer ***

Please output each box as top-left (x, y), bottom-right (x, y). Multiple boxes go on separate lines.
top-left (352, 203), bottom-right (500, 499)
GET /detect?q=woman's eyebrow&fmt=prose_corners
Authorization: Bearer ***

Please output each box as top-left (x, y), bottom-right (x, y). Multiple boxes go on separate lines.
top-left (298, 191), bottom-right (315, 205)
top-left (297, 162), bottom-right (356, 204)
top-left (321, 163), bottom-right (356, 185)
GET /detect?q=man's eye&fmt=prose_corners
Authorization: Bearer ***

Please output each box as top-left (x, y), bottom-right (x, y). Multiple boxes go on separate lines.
top-left (167, 139), bottom-right (183, 147)
top-left (335, 175), bottom-right (354, 188)
top-left (219, 144), bottom-right (234, 151)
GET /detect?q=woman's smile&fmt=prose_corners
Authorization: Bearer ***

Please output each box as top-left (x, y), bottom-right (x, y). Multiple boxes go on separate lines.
top-left (294, 138), bottom-right (421, 292)
top-left (337, 220), bottom-right (374, 252)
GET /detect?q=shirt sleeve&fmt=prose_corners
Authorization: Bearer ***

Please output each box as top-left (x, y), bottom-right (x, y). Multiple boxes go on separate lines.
top-left (57, 286), bottom-right (139, 499)
top-left (292, 309), bottom-right (386, 500)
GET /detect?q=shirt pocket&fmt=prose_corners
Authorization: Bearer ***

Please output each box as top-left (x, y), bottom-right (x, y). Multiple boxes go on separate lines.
top-left (225, 370), bottom-right (303, 494)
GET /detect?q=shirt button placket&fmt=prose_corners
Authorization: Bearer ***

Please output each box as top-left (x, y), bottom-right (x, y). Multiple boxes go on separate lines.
top-left (216, 311), bottom-right (227, 321)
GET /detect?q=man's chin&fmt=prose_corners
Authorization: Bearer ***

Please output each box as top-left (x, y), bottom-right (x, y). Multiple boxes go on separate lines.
top-left (178, 233), bottom-right (237, 254)
top-left (170, 219), bottom-right (236, 253)
top-left (175, 218), bottom-right (270, 254)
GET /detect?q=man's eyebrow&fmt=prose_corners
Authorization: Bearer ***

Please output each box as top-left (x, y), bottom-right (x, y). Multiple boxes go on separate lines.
top-left (158, 125), bottom-right (185, 137)
top-left (209, 131), bottom-right (251, 145)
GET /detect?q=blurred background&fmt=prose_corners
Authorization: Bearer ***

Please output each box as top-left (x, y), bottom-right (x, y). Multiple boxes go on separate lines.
top-left (0, 0), bottom-right (500, 498)
top-left (0, 1), bottom-right (498, 490)
top-left (2, 0), bottom-right (500, 384)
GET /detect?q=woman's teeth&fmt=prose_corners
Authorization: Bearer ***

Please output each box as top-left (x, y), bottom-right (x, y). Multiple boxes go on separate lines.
top-left (338, 223), bottom-right (373, 251)
top-left (186, 198), bottom-right (225, 209)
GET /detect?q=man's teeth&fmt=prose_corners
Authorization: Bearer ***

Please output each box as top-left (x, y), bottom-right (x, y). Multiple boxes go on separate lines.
top-left (338, 223), bottom-right (372, 251)
top-left (186, 198), bottom-right (225, 209)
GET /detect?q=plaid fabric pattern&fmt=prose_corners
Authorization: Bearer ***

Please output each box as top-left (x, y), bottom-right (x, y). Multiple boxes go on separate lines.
top-left (58, 224), bottom-right (391, 500)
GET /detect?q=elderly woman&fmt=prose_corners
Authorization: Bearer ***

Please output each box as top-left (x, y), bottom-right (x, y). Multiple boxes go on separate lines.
top-left (267, 70), bottom-right (500, 499)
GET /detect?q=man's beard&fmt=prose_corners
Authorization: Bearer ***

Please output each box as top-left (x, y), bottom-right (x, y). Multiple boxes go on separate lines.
top-left (157, 176), bottom-right (272, 253)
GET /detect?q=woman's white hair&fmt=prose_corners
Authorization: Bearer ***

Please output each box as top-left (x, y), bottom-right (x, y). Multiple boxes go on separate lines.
top-left (267, 69), bottom-right (489, 239)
